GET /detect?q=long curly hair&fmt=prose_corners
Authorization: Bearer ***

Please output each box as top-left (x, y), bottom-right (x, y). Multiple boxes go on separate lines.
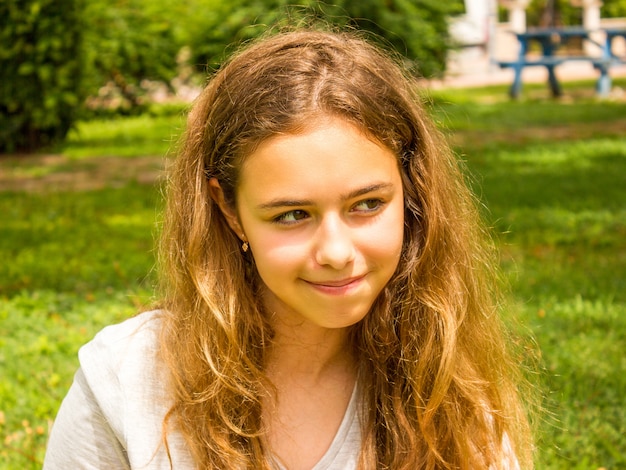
top-left (158, 28), bottom-right (533, 469)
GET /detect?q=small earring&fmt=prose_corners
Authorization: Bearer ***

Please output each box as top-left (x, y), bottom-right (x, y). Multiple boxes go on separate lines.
top-left (241, 239), bottom-right (249, 253)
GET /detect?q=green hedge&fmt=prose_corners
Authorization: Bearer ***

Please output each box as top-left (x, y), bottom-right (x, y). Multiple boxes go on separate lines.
top-left (184, 0), bottom-right (464, 79)
top-left (81, 0), bottom-right (179, 111)
top-left (603, 0), bottom-right (626, 17)
top-left (525, 0), bottom-right (626, 27)
top-left (0, 0), bottom-right (84, 153)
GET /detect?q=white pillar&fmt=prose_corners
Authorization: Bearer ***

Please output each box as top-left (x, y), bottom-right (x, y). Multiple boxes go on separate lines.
top-left (572, 0), bottom-right (604, 55)
top-left (465, 0), bottom-right (490, 23)
top-left (500, 0), bottom-right (531, 33)
top-left (579, 0), bottom-right (603, 30)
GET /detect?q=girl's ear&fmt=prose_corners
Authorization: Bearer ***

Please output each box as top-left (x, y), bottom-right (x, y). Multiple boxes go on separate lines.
top-left (208, 178), bottom-right (245, 237)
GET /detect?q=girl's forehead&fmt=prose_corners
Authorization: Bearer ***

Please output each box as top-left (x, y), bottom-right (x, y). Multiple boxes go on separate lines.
top-left (241, 115), bottom-right (387, 165)
top-left (236, 117), bottom-right (402, 205)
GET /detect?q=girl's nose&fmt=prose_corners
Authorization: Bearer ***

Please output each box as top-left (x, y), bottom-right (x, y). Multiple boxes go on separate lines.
top-left (314, 215), bottom-right (356, 269)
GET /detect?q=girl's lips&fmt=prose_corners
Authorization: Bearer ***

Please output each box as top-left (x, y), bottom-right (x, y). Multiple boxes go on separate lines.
top-left (304, 275), bottom-right (366, 294)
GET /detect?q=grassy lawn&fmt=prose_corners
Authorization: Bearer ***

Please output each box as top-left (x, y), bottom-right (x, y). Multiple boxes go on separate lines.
top-left (1, 80), bottom-right (625, 468)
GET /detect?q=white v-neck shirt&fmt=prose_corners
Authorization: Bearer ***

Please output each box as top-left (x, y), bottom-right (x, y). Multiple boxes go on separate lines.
top-left (271, 382), bottom-right (361, 470)
top-left (44, 311), bottom-right (519, 469)
top-left (43, 311), bottom-right (361, 469)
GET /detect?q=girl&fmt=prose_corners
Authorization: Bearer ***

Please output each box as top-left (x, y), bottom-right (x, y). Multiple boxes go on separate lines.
top-left (44, 29), bottom-right (533, 469)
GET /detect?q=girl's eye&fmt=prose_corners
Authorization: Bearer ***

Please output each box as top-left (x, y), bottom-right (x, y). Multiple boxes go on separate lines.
top-left (274, 210), bottom-right (309, 224)
top-left (352, 199), bottom-right (383, 212)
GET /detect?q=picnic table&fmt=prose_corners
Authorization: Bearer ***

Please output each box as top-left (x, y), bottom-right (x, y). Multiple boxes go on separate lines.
top-left (496, 27), bottom-right (626, 98)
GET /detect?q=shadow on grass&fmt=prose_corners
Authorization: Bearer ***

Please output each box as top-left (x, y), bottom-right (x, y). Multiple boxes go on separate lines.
top-left (0, 183), bottom-right (161, 296)
top-left (467, 138), bottom-right (626, 468)
top-left (466, 138), bottom-right (626, 304)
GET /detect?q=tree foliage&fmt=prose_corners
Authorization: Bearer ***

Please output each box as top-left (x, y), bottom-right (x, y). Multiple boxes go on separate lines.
top-left (81, 0), bottom-right (180, 108)
top-left (184, 0), bottom-right (463, 78)
top-left (602, 0), bottom-right (626, 18)
top-left (1, 0), bottom-right (83, 153)
top-left (1, 0), bottom-right (466, 153)
top-left (525, 0), bottom-right (626, 27)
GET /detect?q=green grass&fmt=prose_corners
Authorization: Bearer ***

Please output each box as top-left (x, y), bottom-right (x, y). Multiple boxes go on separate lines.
top-left (0, 185), bottom-right (160, 465)
top-left (62, 105), bottom-right (188, 158)
top-left (1, 81), bottom-right (625, 468)
top-left (431, 81), bottom-right (626, 468)
top-left (0, 186), bottom-right (161, 295)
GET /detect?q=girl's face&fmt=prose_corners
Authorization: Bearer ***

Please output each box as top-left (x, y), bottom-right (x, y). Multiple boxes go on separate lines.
top-left (228, 117), bottom-right (404, 331)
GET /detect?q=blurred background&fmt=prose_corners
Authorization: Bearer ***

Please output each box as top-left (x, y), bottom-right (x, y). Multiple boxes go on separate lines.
top-left (1, 1), bottom-right (625, 468)
top-left (3, 0), bottom-right (626, 152)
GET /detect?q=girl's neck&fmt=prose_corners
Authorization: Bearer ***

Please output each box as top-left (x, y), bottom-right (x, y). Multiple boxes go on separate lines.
top-left (261, 287), bottom-right (358, 383)
top-left (266, 322), bottom-right (356, 385)
top-left (262, 324), bottom-right (358, 470)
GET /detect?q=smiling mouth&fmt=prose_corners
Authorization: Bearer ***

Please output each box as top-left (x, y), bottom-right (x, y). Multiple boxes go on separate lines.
top-left (305, 275), bottom-right (366, 289)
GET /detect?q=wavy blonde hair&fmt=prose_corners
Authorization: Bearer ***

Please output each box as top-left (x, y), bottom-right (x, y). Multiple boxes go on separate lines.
top-left (158, 28), bottom-right (533, 469)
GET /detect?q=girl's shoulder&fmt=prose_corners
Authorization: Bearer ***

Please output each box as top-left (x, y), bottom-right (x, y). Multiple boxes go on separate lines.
top-left (78, 309), bottom-right (166, 401)
top-left (46, 312), bottom-right (195, 468)
top-left (78, 310), bottom-right (163, 382)
top-left (77, 309), bottom-right (162, 401)
top-left (80, 310), bottom-right (162, 361)
top-left (73, 310), bottom-right (193, 467)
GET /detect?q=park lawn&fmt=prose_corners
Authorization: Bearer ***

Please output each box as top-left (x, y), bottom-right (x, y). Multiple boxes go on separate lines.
top-left (430, 81), bottom-right (626, 468)
top-left (1, 80), bottom-right (625, 468)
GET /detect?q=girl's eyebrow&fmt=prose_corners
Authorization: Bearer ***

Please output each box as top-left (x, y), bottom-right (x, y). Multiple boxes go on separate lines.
top-left (256, 182), bottom-right (395, 210)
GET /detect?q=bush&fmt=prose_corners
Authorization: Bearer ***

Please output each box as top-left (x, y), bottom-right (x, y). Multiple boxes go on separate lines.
top-left (81, 0), bottom-right (180, 111)
top-left (603, 0), bottom-right (626, 17)
top-left (0, 0), bottom-right (84, 153)
top-left (525, 0), bottom-right (626, 27)
top-left (184, 0), bottom-right (463, 78)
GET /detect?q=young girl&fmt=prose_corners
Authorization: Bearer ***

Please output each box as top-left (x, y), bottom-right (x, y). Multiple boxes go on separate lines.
top-left (44, 29), bottom-right (533, 469)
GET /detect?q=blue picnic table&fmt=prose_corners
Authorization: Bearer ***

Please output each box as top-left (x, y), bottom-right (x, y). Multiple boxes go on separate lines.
top-left (496, 27), bottom-right (626, 98)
